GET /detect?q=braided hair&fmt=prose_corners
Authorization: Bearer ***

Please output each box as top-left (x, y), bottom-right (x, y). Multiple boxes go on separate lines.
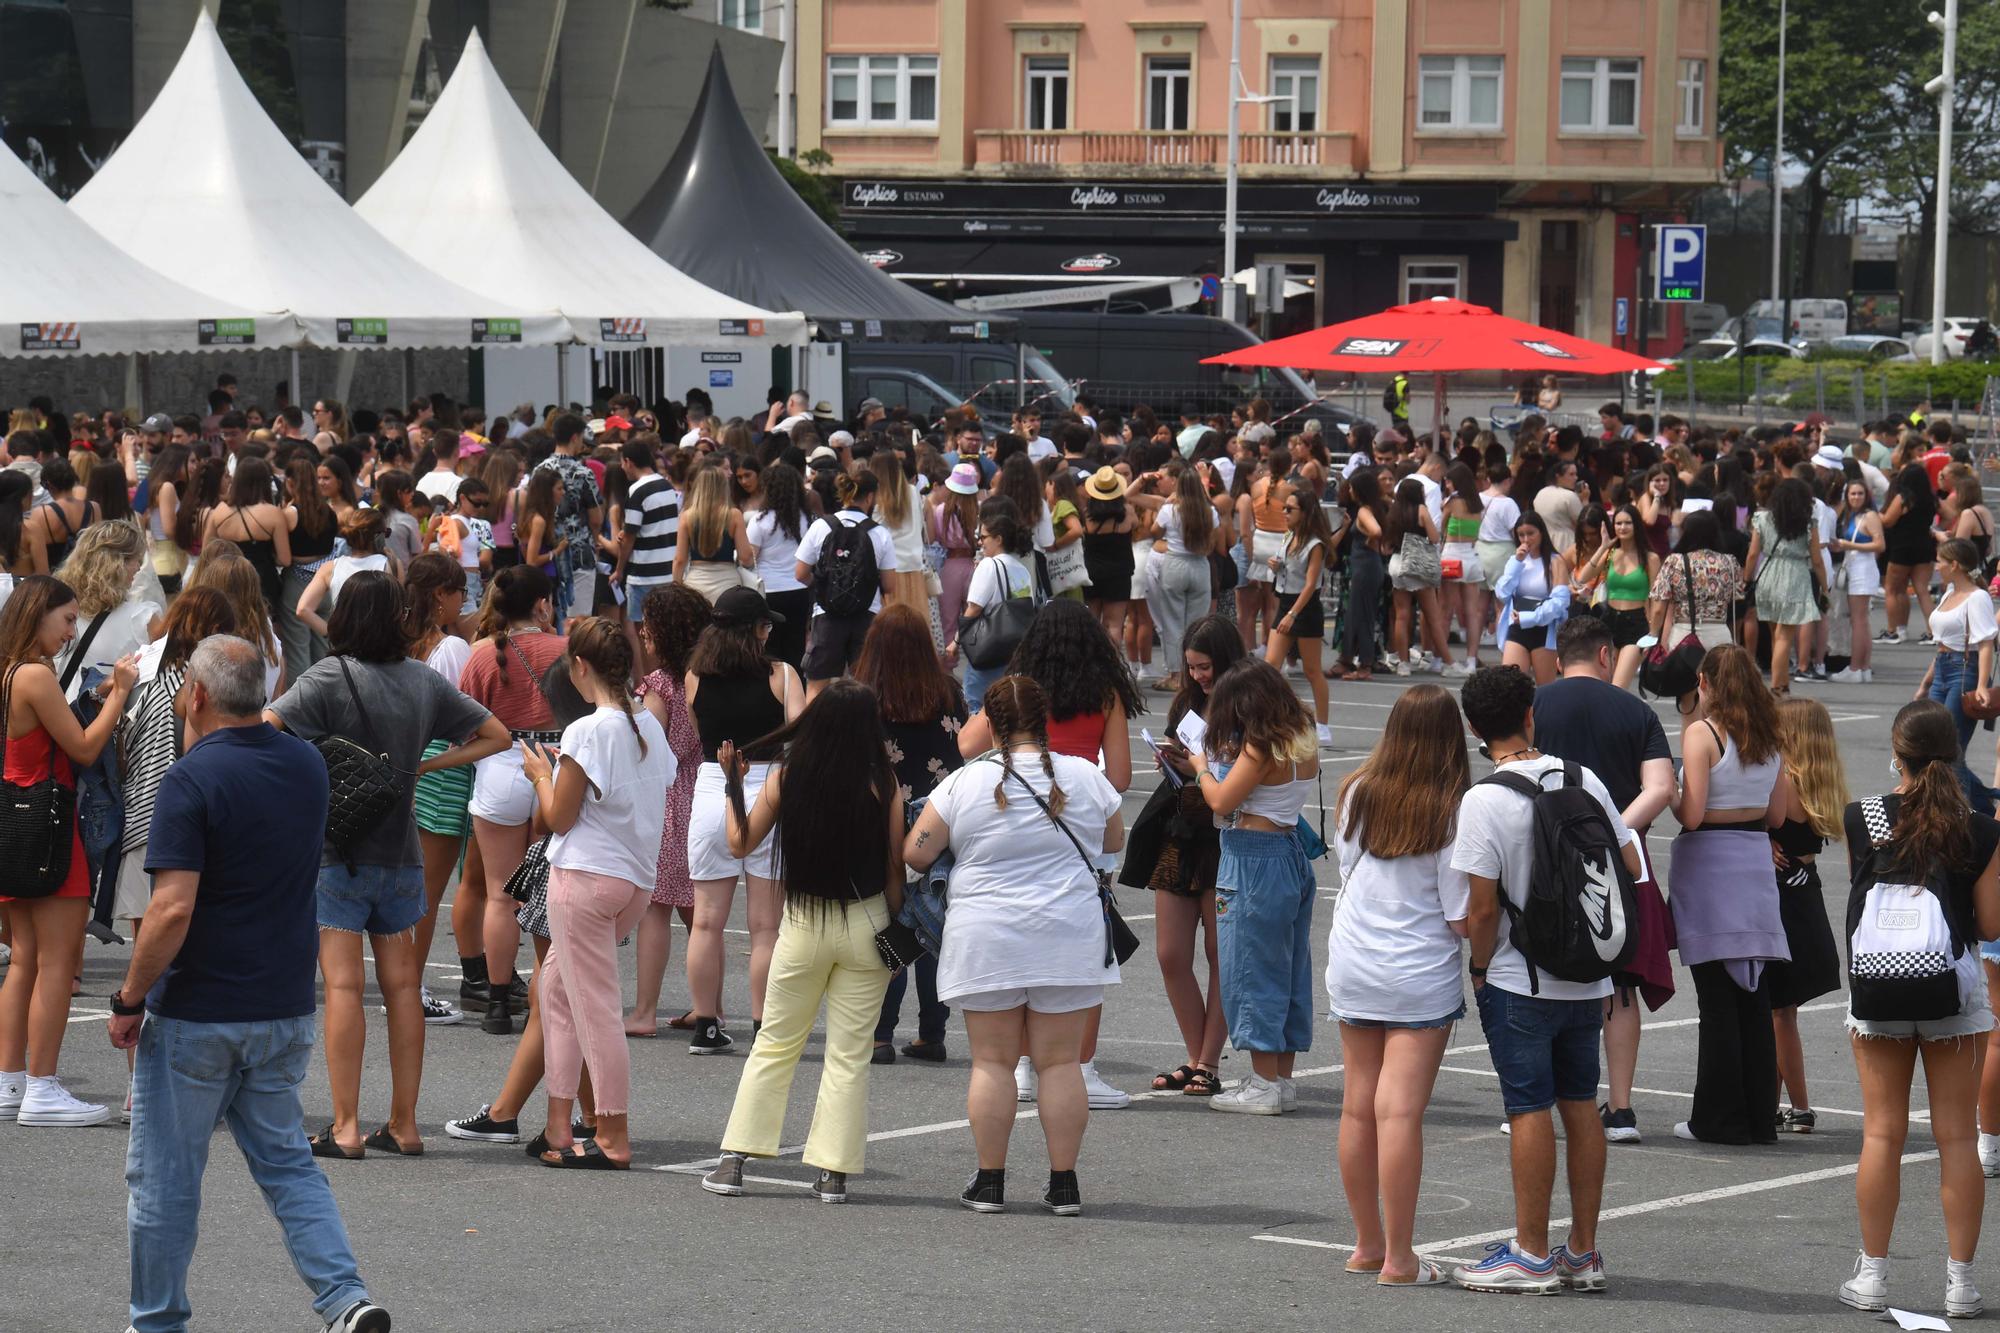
top-left (479, 564), bottom-right (553, 685)
top-left (980, 674), bottom-right (1065, 816)
top-left (567, 615), bottom-right (647, 756)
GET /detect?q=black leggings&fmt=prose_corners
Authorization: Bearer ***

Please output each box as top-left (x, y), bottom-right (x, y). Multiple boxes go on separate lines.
top-left (1689, 960), bottom-right (1778, 1144)
top-left (1342, 547), bottom-right (1385, 665)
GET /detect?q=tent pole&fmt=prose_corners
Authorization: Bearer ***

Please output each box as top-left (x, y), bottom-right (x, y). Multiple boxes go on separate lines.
top-left (556, 344), bottom-right (568, 411)
top-left (1433, 373), bottom-right (1446, 448)
top-left (290, 348), bottom-right (302, 412)
top-left (124, 354), bottom-right (141, 416)
top-left (1017, 342), bottom-right (1026, 412)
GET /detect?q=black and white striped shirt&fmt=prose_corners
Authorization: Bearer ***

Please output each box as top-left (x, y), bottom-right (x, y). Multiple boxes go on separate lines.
top-left (623, 474), bottom-right (680, 586)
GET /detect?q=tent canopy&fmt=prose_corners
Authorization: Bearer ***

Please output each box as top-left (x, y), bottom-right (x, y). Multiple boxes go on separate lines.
top-left (357, 30), bottom-right (805, 350)
top-left (70, 11), bottom-right (567, 351)
top-left (1, 141), bottom-right (294, 358)
top-left (623, 47), bottom-right (1011, 343)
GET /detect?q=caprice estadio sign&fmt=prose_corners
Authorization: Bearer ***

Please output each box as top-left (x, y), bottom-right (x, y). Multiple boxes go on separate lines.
top-left (1314, 186), bottom-right (1423, 211)
top-left (842, 180), bottom-right (1497, 217)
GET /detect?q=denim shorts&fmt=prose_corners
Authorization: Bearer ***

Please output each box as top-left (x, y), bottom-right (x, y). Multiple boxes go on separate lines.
top-left (1473, 983), bottom-right (1603, 1115)
top-left (1216, 828), bottom-right (1317, 1053)
top-left (317, 863), bottom-right (426, 936)
top-left (1335, 1003), bottom-right (1465, 1031)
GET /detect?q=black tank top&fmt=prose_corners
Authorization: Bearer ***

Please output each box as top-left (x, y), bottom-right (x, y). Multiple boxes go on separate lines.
top-left (1771, 816), bottom-right (1824, 860)
top-left (692, 670), bottom-right (786, 761)
top-left (43, 499), bottom-right (92, 570)
top-left (225, 509), bottom-right (283, 605)
top-left (290, 512), bottom-right (337, 561)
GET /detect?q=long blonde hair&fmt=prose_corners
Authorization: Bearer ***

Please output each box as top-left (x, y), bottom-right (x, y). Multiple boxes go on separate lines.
top-left (683, 466), bottom-right (731, 560)
top-left (1776, 697), bottom-right (1850, 840)
top-left (870, 452), bottom-right (912, 528)
top-left (58, 518), bottom-right (146, 617)
top-left (1336, 684), bottom-right (1469, 858)
top-left (185, 551), bottom-right (278, 663)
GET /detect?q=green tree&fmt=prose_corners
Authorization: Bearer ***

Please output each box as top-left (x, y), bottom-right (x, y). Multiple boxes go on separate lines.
top-left (772, 151), bottom-right (841, 230)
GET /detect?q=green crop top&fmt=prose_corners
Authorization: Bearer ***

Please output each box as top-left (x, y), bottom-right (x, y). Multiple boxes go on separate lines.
top-left (1444, 514), bottom-right (1482, 541)
top-left (1603, 560), bottom-right (1651, 603)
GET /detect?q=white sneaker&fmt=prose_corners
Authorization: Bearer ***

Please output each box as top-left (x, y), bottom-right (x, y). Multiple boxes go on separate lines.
top-left (1014, 1056), bottom-right (1037, 1104)
top-left (0, 1073), bottom-right (23, 1122)
top-left (1950, 1258), bottom-right (1984, 1319)
top-left (0, 941), bottom-right (10, 967)
top-left (1425, 655), bottom-right (1448, 675)
top-left (1315, 723), bottom-right (1332, 748)
top-left (1839, 1253), bottom-right (1890, 1312)
top-left (16, 1077), bottom-right (113, 1127)
top-left (1980, 1131), bottom-right (2000, 1178)
top-left (1392, 660), bottom-right (1411, 677)
top-left (1278, 1077), bottom-right (1299, 1113)
top-left (1079, 1061), bottom-right (1130, 1110)
top-left (1209, 1072), bottom-right (1285, 1116)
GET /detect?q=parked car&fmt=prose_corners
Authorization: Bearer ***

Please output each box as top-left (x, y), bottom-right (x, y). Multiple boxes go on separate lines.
top-left (1822, 334), bottom-right (1916, 362)
top-left (1911, 317), bottom-right (1983, 361)
top-left (844, 341), bottom-right (1075, 423)
top-left (1746, 297), bottom-right (1848, 344)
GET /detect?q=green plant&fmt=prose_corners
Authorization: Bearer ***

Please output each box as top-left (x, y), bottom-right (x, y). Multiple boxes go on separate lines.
top-left (771, 153), bottom-right (842, 230)
top-left (798, 148), bottom-right (834, 172)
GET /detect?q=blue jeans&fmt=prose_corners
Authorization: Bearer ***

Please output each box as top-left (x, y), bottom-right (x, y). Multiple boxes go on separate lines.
top-left (1473, 984), bottom-right (1603, 1115)
top-left (964, 660), bottom-right (1004, 714)
top-left (1928, 652), bottom-right (1997, 816)
top-left (1215, 827), bottom-right (1317, 1053)
top-left (127, 1014), bottom-right (370, 1332)
top-left (875, 952), bottom-right (949, 1044)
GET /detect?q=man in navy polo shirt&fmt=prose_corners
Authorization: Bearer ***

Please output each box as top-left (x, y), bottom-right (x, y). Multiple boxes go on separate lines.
top-left (108, 636), bottom-right (390, 1333)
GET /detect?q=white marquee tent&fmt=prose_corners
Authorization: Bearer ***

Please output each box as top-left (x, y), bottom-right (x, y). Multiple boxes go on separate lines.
top-left (357, 31), bottom-right (805, 350)
top-left (70, 11), bottom-right (567, 351)
top-left (1, 140), bottom-right (294, 357)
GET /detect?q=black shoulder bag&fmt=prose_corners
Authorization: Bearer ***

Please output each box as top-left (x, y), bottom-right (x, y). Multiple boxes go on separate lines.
top-left (312, 658), bottom-right (408, 870)
top-left (0, 665), bottom-right (77, 897)
top-left (1002, 765), bottom-right (1140, 967)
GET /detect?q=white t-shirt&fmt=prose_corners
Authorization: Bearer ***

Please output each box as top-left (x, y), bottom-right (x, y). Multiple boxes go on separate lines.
top-left (795, 509), bottom-right (899, 616)
top-left (1856, 460), bottom-right (1890, 508)
top-left (1478, 492), bottom-right (1521, 544)
top-left (548, 705), bottom-right (674, 888)
top-left (965, 552), bottom-right (1033, 611)
top-left (425, 633), bottom-right (472, 688)
top-left (928, 752), bottom-right (1122, 1000)
top-left (1929, 588), bottom-right (1999, 653)
top-left (56, 594), bottom-right (162, 701)
top-left (745, 508), bottom-right (806, 593)
top-left (416, 469), bottom-right (463, 506)
top-left (1326, 796), bottom-right (1471, 1024)
top-left (1414, 471), bottom-right (1444, 530)
top-left (329, 553), bottom-right (390, 607)
top-left (1448, 754), bottom-right (1634, 1002)
top-left (1026, 436), bottom-right (1057, 462)
top-left (1156, 502), bottom-right (1206, 556)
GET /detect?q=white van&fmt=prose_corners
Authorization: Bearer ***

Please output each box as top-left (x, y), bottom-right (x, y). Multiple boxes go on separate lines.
top-left (1747, 298), bottom-right (1847, 344)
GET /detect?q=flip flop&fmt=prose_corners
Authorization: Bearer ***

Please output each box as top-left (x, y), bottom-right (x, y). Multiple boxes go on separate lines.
top-left (541, 1139), bottom-right (629, 1171)
top-left (1377, 1259), bottom-right (1447, 1287)
top-left (666, 1011), bottom-right (699, 1031)
top-left (362, 1125), bottom-right (423, 1157)
top-left (309, 1126), bottom-right (364, 1160)
top-left (1344, 1256), bottom-right (1385, 1275)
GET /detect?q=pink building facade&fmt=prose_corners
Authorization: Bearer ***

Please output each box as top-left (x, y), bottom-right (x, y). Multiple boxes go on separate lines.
top-left (796, 0), bottom-right (1721, 349)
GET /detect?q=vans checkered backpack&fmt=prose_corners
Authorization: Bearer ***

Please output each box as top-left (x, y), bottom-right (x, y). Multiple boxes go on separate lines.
top-left (1846, 795), bottom-right (1968, 1022)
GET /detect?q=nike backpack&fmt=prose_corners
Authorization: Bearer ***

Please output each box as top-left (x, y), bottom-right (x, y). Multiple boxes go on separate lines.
top-left (1846, 795), bottom-right (1969, 1022)
top-left (1477, 763), bottom-right (1638, 991)
top-left (813, 515), bottom-right (881, 619)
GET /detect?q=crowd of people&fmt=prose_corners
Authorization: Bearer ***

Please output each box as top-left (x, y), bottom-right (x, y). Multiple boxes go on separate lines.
top-left (0, 377), bottom-right (1996, 1329)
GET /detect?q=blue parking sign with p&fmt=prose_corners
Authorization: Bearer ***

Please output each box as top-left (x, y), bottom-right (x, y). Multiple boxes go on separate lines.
top-left (1655, 224), bottom-right (1706, 303)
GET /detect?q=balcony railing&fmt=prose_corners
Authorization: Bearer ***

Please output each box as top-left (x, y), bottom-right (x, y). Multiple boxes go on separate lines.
top-left (973, 130), bottom-right (1354, 175)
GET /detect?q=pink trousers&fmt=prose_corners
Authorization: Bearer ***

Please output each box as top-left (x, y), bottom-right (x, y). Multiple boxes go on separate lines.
top-left (542, 866), bottom-right (649, 1115)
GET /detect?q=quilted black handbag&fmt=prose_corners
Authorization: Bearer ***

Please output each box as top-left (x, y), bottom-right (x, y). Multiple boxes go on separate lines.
top-left (959, 560), bottom-right (1040, 670)
top-left (312, 658), bottom-right (406, 869)
top-left (0, 665), bottom-right (76, 897)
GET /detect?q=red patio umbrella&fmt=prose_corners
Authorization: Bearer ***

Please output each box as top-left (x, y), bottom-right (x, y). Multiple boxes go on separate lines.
top-left (1203, 296), bottom-right (1669, 431)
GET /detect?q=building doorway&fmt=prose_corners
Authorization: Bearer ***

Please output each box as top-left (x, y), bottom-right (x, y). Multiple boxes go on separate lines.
top-left (1538, 220), bottom-right (1579, 334)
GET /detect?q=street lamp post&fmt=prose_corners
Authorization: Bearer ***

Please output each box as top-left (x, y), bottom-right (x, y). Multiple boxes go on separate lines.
top-left (1771, 0), bottom-right (1786, 335)
top-left (1927, 0), bottom-right (1959, 367)
top-left (1220, 0), bottom-right (1282, 326)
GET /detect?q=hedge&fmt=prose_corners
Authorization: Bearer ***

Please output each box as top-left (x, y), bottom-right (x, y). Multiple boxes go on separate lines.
top-left (1651, 358), bottom-right (1999, 407)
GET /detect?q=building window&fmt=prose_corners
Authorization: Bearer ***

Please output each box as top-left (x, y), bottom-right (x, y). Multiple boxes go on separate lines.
top-left (718, 0), bottom-right (761, 32)
top-left (1025, 56), bottom-right (1070, 131)
top-left (1402, 257), bottom-right (1465, 304)
top-left (1559, 56), bottom-right (1641, 133)
top-left (1145, 54), bottom-right (1192, 132)
top-left (827, 54), bottom-right (939, 128)
top-left (1677, 57), bottom-right (1706, 134)
top-left (1269, 56), bottom-right (1320, 133)
top-left (1417, 55), bottom-right (1504, 130)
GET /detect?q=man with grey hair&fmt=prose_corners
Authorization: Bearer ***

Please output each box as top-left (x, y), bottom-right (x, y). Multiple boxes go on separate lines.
top-left (107, 635), bottom-right (390, 1333)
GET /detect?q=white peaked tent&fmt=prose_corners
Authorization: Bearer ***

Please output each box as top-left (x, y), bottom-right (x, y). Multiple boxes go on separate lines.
top-left (357, 31), bottom-right (805, 349)
top-left (70, 11), bottom-right (567, 351)
top-left (1, 142), bottom-right (295, 357)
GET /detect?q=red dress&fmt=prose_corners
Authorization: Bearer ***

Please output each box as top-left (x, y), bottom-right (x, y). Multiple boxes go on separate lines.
top-left (0, 721), bottom-right (87, 901)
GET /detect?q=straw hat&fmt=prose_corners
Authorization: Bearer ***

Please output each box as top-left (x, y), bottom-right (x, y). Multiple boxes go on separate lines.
top-left (1084, 466), bottom-right (1127, 501)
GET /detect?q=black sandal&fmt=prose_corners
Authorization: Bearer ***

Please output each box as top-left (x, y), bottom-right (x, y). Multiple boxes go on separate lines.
top-left (363, 1125), bottom-right (422, 1156)
top-left (310, 1125), bottom-right (364, 1160)
top-left (1183, 1067), bottom-right (1222, 1097)
top-left (541, 1139), bottom-right (629, 1171)
top-left (1151, 1064), bottom-right (1197, 1092)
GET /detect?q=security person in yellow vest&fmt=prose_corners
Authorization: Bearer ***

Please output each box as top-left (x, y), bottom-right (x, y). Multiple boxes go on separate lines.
top-left (1382, 371), bottom-right (1411, 430)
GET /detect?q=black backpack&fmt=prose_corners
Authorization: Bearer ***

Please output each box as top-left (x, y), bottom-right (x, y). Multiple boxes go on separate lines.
top-left (1845, 795), bottom-right (1971, 1021)
top-left (814, 515), bottom-right (881, 618)
top-left (1382, 380), bottom-right (1399, 413)
top-left (1478, 763), bottom-right (1638, 991)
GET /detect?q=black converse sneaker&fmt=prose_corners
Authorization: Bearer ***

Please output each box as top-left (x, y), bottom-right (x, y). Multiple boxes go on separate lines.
top-left (689, 1019), bottom-right (734, 1055)
top-left (960, 1168), bottom-right (1006, 1213)
top-left (1042, 1170), bottom-right (1081, 1216)
top-left (812, 1170), bottom-right (848, 1204)
top-left (701, 1152), bottom-right (746, 1196)
top-left (445, 1104), bottom-right (521, 1144)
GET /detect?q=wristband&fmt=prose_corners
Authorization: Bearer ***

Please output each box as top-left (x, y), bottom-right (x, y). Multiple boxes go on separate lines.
top-left (1468, 965), bottom-right (1488, 979)
top-left (109, 990), bottom-right (146, 1017)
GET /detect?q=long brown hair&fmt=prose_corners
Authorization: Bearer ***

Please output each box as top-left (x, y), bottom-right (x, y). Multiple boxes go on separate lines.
top-left (157, 587), bottom-right (237, 672)
top-left (1202, 658), bottom-right (1315, 766)
top-left (287, 458), bottom-right (333, 539)
top-left (401, 552), bottom-right (467, 647)
top-left (854, 603), bottom-right (957, 724)
top-left (869, 451), bottom-right (912, 528)
top-left (567, 616), bottom-right (646, 756)
top-left (1888, 700), bottom-right (1973, 874)
top-left (185, 551), bottom-right (278, 663)
top-left (0, 575), bottom-right (75, 674)
top-left (1337, 684), bottom-right (1469, 858)
top-left (1173, 467), bottom-right (1215, 551)
top-left (980, 674), bottom-right (1065, 815)
top-left (1697, 643), bottom-right (1779, 766)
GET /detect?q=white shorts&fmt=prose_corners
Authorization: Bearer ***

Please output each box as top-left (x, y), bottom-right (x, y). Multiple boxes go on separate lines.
top-left (687, 760), bottom-right (778, 883)
top-left (470, 748), bottom-right (536, 827)
top-left (113, 848), bottom-right (151, 923)
top-left (953, 984), bottom-right (1104, 1015)
top-left (1248, 528), bottom-right (1287, 584)
top-left (1843, 555), bottom-right (1882, 598)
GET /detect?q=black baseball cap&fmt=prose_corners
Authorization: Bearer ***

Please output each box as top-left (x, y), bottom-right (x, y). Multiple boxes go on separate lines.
top-left (711, 585), bottom-right (783, 627)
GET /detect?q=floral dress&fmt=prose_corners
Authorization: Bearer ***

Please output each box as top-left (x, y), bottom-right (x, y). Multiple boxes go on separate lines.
top-left (637, 667), bottom-right (702, 908)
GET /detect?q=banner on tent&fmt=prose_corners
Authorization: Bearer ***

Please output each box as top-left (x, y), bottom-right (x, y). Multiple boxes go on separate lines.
top-left (20, 323), bottom-right (79, 351)
top-left (473, 319), bottom-right (522, 344)
top-left (337, 318), bottom-right (388, 345)
top-left (602, 319), bottom-right (648, 344)
top-left (717, 319), bottom-right (767, 337)
top-left (198, 319), bottom-right (257, 347)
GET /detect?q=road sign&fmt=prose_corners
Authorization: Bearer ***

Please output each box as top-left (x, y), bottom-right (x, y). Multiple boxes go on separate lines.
top-left (1615, 297), bottom-right (1630, 337)
top-left (1200, 274), bottom-right (1221, 302)
top-left (1655, 224), bottom-right (1706, 303)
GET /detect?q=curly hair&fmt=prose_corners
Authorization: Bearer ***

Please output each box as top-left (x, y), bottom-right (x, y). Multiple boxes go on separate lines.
top-left (640, 582), bottom-right (710, 680)
top-left (57, 518), bottom-right (146, 616)
top-left (1005, 595), bottom-right (1143, 722)
top-left (1459, 663), bottom-right (1536, 743)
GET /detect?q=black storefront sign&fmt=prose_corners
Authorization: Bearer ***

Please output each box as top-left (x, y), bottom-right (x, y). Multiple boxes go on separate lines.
top-left (842, 179), bottom-right (1497, 218)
